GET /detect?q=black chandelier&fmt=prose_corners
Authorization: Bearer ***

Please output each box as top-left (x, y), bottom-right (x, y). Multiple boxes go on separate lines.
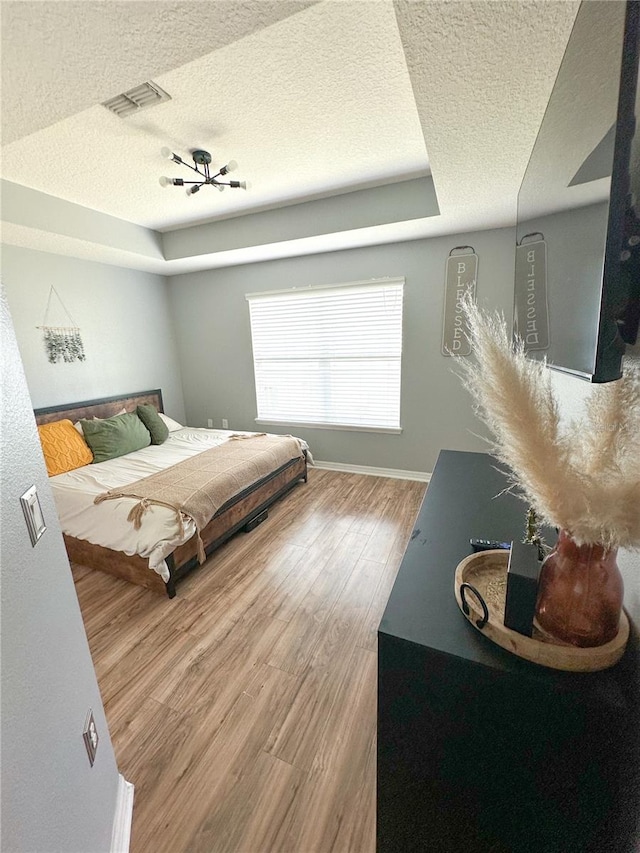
top-left (159, 147), bottom-right (248, 196)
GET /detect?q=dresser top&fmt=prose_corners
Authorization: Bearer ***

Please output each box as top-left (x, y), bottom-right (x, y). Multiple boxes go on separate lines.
top-left (379, 449), bottom-right (639, 693)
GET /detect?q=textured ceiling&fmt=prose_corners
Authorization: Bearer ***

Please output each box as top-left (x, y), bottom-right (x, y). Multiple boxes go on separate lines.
top-left (517, 0), bottom-right (626, 221)
top-left (0, 0), bottom-right (319, 145)
top-left (0, 0), bottom-right (582, 269)
top-left (1, 0), bottom-right (429, 231)
top-left (394, 0), bottom-right (580, 234)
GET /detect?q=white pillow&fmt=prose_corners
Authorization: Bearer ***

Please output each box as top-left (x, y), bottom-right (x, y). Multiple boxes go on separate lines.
top-left (158, 412), bottom-right (184, 432)
top-left (74, 408), bottom-right (127, 435)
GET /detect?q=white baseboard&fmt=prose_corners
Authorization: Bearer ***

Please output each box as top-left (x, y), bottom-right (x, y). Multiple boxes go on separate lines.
top-left (110, 774), bottom-right (134, 853)
top-left (313, 460), bottom-right (431, 483)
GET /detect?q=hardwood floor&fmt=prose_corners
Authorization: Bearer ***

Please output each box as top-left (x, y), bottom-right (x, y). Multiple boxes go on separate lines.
top-left (72, 468), bottom-right (426, 853)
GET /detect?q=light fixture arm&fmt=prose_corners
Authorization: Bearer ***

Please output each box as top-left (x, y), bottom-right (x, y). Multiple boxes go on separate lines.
top-left (175, 158), bottom-right (206, 177)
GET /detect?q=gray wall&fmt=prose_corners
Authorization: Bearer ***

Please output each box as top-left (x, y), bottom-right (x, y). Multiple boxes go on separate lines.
top-left (2, 245), bottom-right (186, 421)
top-left (1, 179), bottom-right (163, 260)
top-left (163, 177), bottom-right (439, 261)
top-left (1, 286), bottom-right (120, 852)
top-left (169, 227), bottom-right (516, 473)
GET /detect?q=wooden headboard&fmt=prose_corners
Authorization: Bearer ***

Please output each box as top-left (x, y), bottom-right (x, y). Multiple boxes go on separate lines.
top-left (34, 389), bottom-right (164, 425)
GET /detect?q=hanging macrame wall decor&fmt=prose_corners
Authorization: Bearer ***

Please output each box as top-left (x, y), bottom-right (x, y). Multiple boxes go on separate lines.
top-left (38, 286), bottom-right (86, 364)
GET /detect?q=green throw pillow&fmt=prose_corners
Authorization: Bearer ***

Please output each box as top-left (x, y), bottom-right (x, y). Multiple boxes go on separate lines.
top-left (136, 404), bottom-right (169, 445)
top-left (81, 411), bottom-right (151, 463)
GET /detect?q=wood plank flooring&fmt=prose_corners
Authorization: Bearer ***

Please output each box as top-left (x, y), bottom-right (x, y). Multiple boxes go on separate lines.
top-left (72, 468), bottom-right (426, 853)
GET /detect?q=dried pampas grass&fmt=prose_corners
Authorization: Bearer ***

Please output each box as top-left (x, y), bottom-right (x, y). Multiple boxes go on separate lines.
top-left (456, 294), bottom-right (640, 550)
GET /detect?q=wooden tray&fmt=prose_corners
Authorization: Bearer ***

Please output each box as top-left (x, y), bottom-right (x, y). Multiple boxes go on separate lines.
top-left (454, 550), bottom-right (629, 672)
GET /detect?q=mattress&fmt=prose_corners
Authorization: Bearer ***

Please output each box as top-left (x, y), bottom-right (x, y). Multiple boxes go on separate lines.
top-left (50, 428), bottom-right (307, 581)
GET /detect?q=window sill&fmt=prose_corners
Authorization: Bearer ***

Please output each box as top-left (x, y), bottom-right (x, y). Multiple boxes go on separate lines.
top-left (255, 418), bottom-right (402, 435)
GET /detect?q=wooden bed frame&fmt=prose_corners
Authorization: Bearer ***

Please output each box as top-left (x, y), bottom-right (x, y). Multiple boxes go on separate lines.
top-left (34, 389), bottom-right (307, 598)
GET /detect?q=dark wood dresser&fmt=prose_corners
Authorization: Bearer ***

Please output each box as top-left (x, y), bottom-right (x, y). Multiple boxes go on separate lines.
top-left (377, 450), bottom-right (640, 853)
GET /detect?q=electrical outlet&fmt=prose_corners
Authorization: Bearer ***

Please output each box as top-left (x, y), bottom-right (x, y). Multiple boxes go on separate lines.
top-left (222, 418), bottom-right (229, 429)
top-left (82, 710), bottom-right (99, 767)
top-left (207, 418), bottom-right (213, 428)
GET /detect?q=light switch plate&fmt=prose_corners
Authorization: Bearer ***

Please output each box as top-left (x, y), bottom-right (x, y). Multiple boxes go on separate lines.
top-left (83, 709), bottom-right (99, 766)
top-left (20, 485), bottom-right (46, 547)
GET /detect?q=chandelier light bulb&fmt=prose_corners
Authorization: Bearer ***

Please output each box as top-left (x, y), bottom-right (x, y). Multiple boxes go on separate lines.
top-left (225, 160), bottom-right (238, 173)
top-left (239, 180), bottom-right (248, 190)
top-left (216, 184), bottom-right (225, 192)
top-left (160, 146), bottom-right (173, 160)
top-left (186, 185), bottom-right (200, 196)
top-left (159, 176), bottom-right (172, 187)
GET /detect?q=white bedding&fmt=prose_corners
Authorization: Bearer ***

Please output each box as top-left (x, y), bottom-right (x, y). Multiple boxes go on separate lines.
top-left (50, 428), bottom-right (307, 581)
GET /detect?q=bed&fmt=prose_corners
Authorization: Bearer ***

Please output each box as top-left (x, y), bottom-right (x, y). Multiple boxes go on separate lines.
top-left (34, 389), bottom-right (308, 598)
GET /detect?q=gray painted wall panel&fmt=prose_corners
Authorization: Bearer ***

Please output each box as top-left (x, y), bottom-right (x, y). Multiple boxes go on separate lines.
top-left (169, 227), bottom-right (516, 473)
top-left (1, 286), bottom-right (120, 852)
top-left (2, 245), bottom-right (186, 421)
top-left (163, 177), bottom-right (438, 260)
top-left (1, 179), bottom-right (163, 258)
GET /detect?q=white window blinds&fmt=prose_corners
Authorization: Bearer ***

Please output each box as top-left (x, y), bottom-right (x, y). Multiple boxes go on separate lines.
top-left (246, 278), bottom-right (404, 431)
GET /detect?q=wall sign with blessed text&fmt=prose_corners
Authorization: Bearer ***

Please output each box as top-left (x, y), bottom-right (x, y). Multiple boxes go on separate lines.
top-left (514, 233), bottom-right (550, 352)
top-left (442, 246), bottom-right (478, 357)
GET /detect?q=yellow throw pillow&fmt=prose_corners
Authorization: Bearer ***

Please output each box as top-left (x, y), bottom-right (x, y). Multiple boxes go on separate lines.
top-left (38, 419), bottom-right (93, 476)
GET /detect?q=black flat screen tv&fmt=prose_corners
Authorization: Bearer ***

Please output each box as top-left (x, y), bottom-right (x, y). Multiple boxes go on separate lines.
top-left (514, 0), bottom-right (640, 382)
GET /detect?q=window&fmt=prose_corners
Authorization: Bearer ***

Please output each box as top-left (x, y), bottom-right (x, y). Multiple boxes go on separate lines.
top-left (246, 278), bottom-right (404, 432)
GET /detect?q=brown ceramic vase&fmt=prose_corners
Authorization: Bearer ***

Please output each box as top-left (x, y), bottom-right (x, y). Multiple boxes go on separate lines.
top-left (534, 529), bottom-right (623, 648)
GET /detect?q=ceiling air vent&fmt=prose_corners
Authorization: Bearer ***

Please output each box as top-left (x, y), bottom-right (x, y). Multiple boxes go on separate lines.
top-left (103, 81), bottom-right (171, 118)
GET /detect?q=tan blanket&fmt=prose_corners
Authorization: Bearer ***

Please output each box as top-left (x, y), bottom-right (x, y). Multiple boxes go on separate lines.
top-left (94, 434), bottom-right (304, 563)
